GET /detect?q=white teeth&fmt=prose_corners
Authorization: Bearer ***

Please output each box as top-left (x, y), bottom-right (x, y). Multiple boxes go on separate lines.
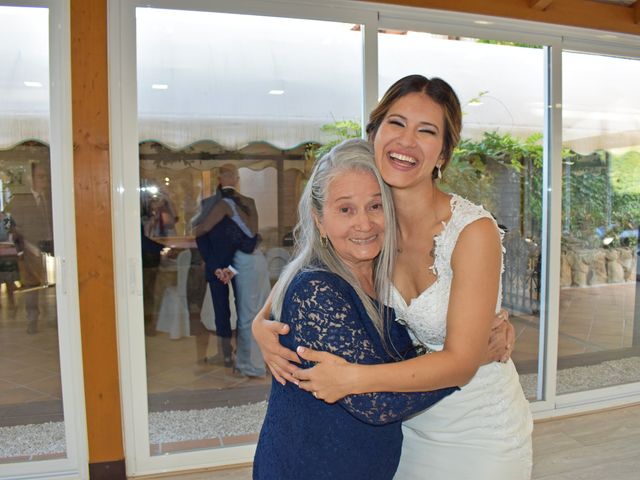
top-left (350, 235), bottom-right (377, 244)
top-left (389, 152), bottom-right (417, 165)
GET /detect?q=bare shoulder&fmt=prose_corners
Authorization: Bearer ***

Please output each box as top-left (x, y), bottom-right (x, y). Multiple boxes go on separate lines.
top-left (460, 216), bottom-right (500, 241)
top-left (453, 216), bottom-right (501, 266)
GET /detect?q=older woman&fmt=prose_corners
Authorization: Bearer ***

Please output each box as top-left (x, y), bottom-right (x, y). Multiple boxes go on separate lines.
top-left (253, 139), bottom-right (454, 479)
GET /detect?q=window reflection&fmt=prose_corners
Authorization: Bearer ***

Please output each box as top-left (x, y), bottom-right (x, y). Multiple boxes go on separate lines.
top-left (559, 52), bottom-right (640, 394)
top-left (137, 8), bottom-right (363, 455)
top-left (0, 143), bottom-right (65, 463)
top-left (0, 4), bottom-right (67, 464)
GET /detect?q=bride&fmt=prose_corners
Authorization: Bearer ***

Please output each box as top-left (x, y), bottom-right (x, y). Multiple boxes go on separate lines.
top-left (254, 75), bottom-right (533, 479)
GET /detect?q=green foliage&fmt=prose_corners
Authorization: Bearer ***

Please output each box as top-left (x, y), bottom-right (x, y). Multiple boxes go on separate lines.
top-left (440, 150), bottom-right (495, 211)
top-left (449, 132), bottom-right (638, 246)
top-left (476, 39), bottom-right (542, 49)
top-left (610, 150), bottom-right (640, 195)
top-left (562, 156), bottom-right (608, 243)
top-left (458, 132), bottom-right (543, 171)
top-left (452, 132), bottom-right (545, 234)
top-left (314, 120), bottom-right (362, 158)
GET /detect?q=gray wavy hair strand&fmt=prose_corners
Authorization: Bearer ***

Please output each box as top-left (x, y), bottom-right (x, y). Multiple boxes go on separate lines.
top-left (271, 138), bottom-right (397, 340)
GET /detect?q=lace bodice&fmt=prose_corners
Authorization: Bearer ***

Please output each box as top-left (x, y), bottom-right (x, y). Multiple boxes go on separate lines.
top-left (284, 270), bottom-right (454, 424)
top-left (391, 194), bottom-right (503, 350)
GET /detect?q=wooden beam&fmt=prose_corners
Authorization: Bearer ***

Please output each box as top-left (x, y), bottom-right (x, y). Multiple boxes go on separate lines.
top-left (70, 0), bottom-right (124, 470)
top-left (529, 0), bottom-right (554, 11)
top-left (362, 0), bottom-right (640, 36)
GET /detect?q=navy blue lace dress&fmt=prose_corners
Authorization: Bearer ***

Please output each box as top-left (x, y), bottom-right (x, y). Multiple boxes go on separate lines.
top-left (253, 270), bottom-right (456, 480)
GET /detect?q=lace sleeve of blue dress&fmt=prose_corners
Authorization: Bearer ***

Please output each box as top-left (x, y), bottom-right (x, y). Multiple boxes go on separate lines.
top-left (282, 270), bottom-right (456, 426)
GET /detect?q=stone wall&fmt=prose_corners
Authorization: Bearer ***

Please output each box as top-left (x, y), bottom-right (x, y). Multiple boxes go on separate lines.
top-left (561, 246), bottom-right (637, 287)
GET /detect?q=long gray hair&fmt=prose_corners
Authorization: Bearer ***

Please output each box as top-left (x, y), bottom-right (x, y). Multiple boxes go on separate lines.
top-left (271, 138), bottom-right (397, 339)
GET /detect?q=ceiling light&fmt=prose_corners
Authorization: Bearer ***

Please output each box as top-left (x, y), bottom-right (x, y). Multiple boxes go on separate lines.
top-left (24, 81), bottom-right (43, 88)
top-left (152, 84), bottom-right (169, 90)
top-left (269, 89), bottom-right (285, 95)
top-left (473, 20), bottom-right (493, 25)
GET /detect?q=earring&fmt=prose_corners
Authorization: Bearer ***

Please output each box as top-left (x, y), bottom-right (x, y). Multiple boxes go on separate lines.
top-left (436, 165), bottom-right (442, 180)
top-left (320, 236), bottom-right (328, 248)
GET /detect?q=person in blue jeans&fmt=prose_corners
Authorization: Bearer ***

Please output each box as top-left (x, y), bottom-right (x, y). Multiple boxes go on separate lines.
top-left (215, 248), bottom-right (270, 378)
top-left (193, 164), bottom-right (267, 376)
top-left (253, 139), bottom-right (455, 479)
top-left (193, 164), bottom-right (258, 366)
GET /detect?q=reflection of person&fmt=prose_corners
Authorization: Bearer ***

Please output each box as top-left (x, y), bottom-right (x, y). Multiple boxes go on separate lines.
top-left (8, 162), bottom-right (54, 334)
top-left (215, 248), bottom-right (270, 377)
top-left (193, 164), bottom-right (258, 366)
top-left (151, 195), bottom-right (178, 237)
top-left (140, 225), bottom-right (164, 336)
top-left (0, 212), bottom-right (18, 308)
top-left (254, 75), bottom-right (531, 479)
top-left (253, 139), bottom-right (454, 479)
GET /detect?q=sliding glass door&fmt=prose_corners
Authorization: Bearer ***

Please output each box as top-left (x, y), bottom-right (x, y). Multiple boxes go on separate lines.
top-left (110, 0), bottom-right (640, 475)
top-left (0, 2), bottom-right (87, 478)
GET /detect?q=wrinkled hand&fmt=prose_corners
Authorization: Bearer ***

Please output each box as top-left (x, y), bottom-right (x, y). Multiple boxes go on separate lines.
top-left (161, 247), bottom-right (180, 259)
top-left (214, 267), bottom-right (235, 285)
top-left (293, 346), bottom-right (355, 404)
top-left (252, 299), bottom-right (301, 385)
top-left (487, 308), bottom-right (515, 364)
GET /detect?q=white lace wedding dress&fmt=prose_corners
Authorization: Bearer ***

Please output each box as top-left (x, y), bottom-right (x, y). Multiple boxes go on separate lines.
top-left (392, 194), bottom-right (533, 480)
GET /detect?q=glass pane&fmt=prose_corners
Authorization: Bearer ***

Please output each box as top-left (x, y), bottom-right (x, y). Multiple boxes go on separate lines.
top-left (379, 31), bottom-right (546, 400)
top-left (136, 7), bottom-right (363, 455)
top-left (0, 6), bottom-right (66, 463)
top-left (558, 51), bottom-right (640, 394)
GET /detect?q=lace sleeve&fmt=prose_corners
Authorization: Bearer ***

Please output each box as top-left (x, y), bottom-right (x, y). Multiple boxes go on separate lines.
top-left (284, 272), bottom-right (455, 426)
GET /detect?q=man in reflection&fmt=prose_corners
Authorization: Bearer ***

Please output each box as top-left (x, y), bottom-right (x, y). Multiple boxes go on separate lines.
top-left (192, 164), bottom-right (258, 368)
top-left (8, 161), bottom-right (54, 334)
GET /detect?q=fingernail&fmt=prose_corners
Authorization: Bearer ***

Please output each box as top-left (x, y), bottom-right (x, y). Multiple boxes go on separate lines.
top-left (297, 346), bottom-right (305, 354)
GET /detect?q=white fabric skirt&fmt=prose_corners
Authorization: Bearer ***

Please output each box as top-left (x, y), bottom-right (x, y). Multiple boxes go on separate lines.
top-left (395, 360), bottom-right (533, 480)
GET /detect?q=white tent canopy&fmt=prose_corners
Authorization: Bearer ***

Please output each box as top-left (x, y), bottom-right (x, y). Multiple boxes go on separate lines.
top-left (1, 6), bottom-right (639, 153)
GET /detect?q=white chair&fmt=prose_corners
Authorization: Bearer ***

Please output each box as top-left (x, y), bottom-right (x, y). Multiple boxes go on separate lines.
top-left (200, 279), bottom-right (238, 331)
top-left (156, 249), bottom-right (191, 339)
top-left (265, 247), bottom-right (291, 283)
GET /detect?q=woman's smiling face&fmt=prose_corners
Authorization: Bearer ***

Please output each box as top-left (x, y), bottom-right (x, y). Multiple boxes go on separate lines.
top-left (315, 169), bottom-right (385, 270)
top-left (372, 91), bottom-right (445, 190)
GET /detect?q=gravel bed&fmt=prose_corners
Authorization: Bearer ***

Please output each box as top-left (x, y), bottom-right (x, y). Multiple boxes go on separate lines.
top-left (519, 355), bottom-right (640, 398)
top-left (0, 422), bottom-right (66, 458)
top-left (148, 401), bottom-right (267, 443)
top-left (0, 402), bottom-right (268, 459)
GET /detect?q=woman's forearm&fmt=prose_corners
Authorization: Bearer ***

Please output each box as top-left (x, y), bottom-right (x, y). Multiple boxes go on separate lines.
top-left (350, 350), bottom-right (479, 394)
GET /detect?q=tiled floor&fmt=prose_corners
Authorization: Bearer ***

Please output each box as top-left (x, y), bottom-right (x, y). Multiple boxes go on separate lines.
top-left (0, 286), bottom-right (61, 408)
top-left (138, 403), bottom-right (640, 480)
top-left (145, 332), bottom-right (270, 396)
top-left (511, 283), bottom-right (638, 370)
